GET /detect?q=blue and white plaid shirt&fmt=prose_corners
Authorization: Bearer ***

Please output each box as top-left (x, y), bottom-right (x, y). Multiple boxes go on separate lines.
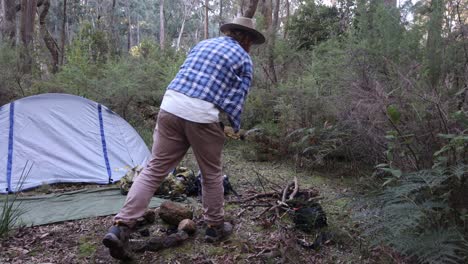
top-left (167, 36), bottom-right (253, 132)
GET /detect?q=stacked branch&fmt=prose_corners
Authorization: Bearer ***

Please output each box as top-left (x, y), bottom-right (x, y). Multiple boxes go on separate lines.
top-left (229, 175), bottom-right (320, 221)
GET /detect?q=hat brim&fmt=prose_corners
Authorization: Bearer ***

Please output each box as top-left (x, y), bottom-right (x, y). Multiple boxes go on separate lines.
top-left (220, 23), bottom-right (266, 45)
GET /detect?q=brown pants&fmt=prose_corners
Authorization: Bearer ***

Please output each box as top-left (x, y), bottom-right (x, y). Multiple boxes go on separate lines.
top-left (114, 110), bottom-right (225, 226)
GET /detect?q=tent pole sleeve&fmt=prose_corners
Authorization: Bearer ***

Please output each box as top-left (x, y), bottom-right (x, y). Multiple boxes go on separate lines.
top-left (98, 104), bottom-right (113, 183)
top-left (6, 102), bottom-right (15, 193)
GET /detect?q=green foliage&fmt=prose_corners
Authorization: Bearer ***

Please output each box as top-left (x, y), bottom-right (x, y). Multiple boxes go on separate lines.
top-left (35, 38), bottom-right (184, 133)
top-left (365, 165), bottom-right (468, 263)
top-left (0, 164), bottom-right (30, 238)
top-left (78, 237), bottom-right (96, 258)
top-left (288, 1), bottom-right (341, 50)
top-left (0, 193), bottom-right (23, 238)
top-left (0, 44), bottom-right (20, 106)
top-left (286, 123), bottom-right (350, 167)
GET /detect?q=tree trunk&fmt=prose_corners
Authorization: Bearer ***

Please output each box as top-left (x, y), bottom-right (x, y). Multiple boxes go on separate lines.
top-left (244, 0), bottom-right (259, 18)
top-left (39, 0), bottom-right (58, 73)
top-left (60, 0), bottom-right (67, 65)
top-left (176, 17), bottom-right (185, 51)
top-left (267, 0), bottom-right (279, 84)
top-left (283, 0), bottom-right (289, 39)
top-left (110, 0), bottom-right (119, 56)
top-left (426, 0), bottom-right (444, 88)
top-left (20, 0), bottom-right (37, 74)
top-left (204, 0), bottom-right (208, 39)
top-left (125, 0), bottom-right (131, 51)
top-left (136, 16), bottom-right (140, 45)
top-left (261, 0), bottom-right (277, 85)
top-left (159, 0), bottom-right (165, 49)
top-left (219, 0), bottom-right (223, 36)
top-left (2, 0), bottom-right (16, 42)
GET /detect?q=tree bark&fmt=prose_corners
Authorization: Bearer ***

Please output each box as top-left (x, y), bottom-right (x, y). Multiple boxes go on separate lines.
top-left (244, 0), bottom-right (259, 18)
top-left (204, 0), bottom-right (208, 39)
top-left (177, 1), bottom-right (191, 51)
top-left (267, 0), bottom-right (279, 84)
top-left (125, 0), bottom-right (132, 51)
top-left (219, 0), bottom-right (223, 36)
top-left (136, 16), bottom-right (140, 45)
top-left (20, 0), bottom-right (37, 73)
top-left (110, 0), bottom-right (119, 55)
top-left (426, 0), bottom-right (444, 88)
top-left (39, 0), bottom-right (58, 73)
top-left (261, 0), bottom-right (277, 85)
top-left (2, 0), bottom-right (16, 42)
top-left (283, 0), bottom-right (289, 39)
top-left (60, 0), bottom-right (67, 65)
top-left (159, 0), bottom-right (165, 49)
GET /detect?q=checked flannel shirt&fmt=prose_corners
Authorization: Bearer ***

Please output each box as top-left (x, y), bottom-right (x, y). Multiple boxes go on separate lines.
top-left (166, 36), bottom-right (253, 132)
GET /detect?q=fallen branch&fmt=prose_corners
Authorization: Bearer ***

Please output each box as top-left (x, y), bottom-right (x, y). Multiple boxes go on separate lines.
top-left (230, 191), bottom-right (279, 203)
top-left (289, 176), bottom-right (299, 200)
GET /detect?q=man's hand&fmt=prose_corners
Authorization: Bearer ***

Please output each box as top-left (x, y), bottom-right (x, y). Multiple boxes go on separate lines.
top-left (223, 126), bottom-right (245, 140)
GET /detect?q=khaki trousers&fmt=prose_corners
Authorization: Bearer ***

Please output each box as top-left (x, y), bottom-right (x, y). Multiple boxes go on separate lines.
top-left (115, 110), bottom-right (225, 226)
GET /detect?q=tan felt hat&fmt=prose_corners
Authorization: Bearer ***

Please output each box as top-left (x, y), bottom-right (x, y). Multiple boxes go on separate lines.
top-left (220, 17), bottom-right (265, 45)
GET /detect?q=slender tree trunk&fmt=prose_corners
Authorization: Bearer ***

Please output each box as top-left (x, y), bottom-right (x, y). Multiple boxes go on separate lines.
top-left (3, 0), bottom-right (16, 42)
top-left (60, 0), bottom-right (67, 65)
top-left (267, 0), bottom-right (279, 84)
top-left (125, 0), bottom-right (131, 51)
top-left (136, 16), bottom-right (140, 45)
top-left (426, 0), bottom-right (444, 88)
top-left (20, 0), bottom-right (37, 74)
top-left (219, 0), bottom-right (223, 36)
top-left (261, 0), bottom-right (272, 29)
top-left (204, 0), bottom-right (208, 39)
top-left (176, 17), bottom-right (185, 51)
top-left (283, 0), bottom-right (289, 39)
top-left (39, 0), bottom-right (58, 73)
top-left (110, 0), bottom-right (118, 55)
top-left (159, 0), bottom-right (165, 49)
top-left (244, 0), bottom-right (259, 18)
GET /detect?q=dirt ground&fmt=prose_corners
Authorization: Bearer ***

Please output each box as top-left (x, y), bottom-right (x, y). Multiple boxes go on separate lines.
top-left (0, 143), bottom-right (399, 264)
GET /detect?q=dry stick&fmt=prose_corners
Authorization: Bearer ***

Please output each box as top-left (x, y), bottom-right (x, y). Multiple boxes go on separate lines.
top-left (230, 191), bottom-right (279, 203)
top-left (237, 208), bottom-right (248, 217)
top-left (253, 169), bottom-right (267, 193)
top-left (259, 180), bottom-right (296, 219)
top-left (281, 181), bottom-right (294, 203)
top-left (253, 169), bottom-right (283, 193)
top-left (288, 176), bottom-right (298, 200)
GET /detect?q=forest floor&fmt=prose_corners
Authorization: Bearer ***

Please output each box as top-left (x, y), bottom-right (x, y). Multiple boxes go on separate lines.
top-left (0, 143), bottom-right (405, 264)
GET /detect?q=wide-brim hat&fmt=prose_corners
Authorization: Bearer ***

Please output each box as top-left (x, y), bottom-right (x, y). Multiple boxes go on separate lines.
top-left (220, 17), bottom-right (265, 45)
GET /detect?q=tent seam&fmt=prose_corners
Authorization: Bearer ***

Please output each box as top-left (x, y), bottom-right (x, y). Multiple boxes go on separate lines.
top-left (98, 104), bottom-right (113, 183)
top-left (6, 102), bottom-right (15, 193)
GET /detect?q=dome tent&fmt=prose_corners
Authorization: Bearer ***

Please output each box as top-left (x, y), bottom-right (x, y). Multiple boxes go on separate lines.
top-left (0, 93), bottom-right (151, 193)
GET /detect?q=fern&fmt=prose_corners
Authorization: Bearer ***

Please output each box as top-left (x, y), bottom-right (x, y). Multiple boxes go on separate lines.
top-left (361, 166), bottom-right (468, 263)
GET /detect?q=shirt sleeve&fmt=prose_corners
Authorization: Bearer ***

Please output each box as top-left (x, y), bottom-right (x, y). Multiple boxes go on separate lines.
top-left (226, 58), bottom-right (253, 132)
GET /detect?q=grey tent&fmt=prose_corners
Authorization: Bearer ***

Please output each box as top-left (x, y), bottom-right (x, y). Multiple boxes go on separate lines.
top-left (0, 93), bottom-right (151, 193)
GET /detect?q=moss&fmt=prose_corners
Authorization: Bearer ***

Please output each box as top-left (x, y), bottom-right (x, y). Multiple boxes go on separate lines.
top-left (206, 246), bottom-right (227, 256)
top-left (78, 237), bottom-right (96, 258)
top-left (224, 203), bottom-right (240, 212)
top-left (300, 174), bottom-right (328, 186)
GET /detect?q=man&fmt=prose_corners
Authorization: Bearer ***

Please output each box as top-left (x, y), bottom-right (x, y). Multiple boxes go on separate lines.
top-left (102, 17), bottom-right (265, 260)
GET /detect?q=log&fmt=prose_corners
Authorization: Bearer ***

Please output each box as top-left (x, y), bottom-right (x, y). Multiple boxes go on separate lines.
top-left (159, 201), bottom-right (193, 226)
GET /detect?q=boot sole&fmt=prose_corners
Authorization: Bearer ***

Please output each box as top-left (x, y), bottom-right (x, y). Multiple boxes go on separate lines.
top-left (102, 233), bottom-right (133, 261)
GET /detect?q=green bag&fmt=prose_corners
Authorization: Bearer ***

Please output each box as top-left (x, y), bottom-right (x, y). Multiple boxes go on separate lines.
top-left (119, 166), bottom-right (197, 197)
